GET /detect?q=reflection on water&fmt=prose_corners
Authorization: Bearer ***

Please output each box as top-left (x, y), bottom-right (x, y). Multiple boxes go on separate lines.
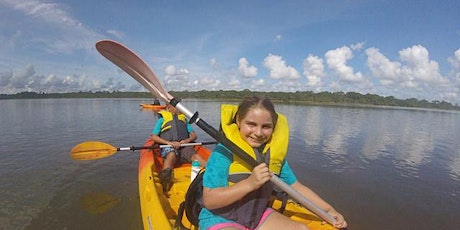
top-left (286, 105), bottom-right (460, 180)
top-left (1, 99), bottom-right (459, 229)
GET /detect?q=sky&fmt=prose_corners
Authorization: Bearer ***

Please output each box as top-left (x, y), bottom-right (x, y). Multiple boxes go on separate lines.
top-left (1, 0), bottom-right (459, 105)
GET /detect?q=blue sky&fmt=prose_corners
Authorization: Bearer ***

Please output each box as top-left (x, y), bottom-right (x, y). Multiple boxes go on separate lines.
top-left (1, 0), bottom-right (459, 105)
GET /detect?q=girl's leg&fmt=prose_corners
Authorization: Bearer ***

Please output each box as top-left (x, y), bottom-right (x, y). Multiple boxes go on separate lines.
top-left (258, 211), bottom-right (308, 230)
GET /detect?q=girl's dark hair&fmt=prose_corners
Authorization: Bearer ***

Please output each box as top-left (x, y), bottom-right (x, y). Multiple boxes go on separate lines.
top-left (236, 95), bottom-right (278, 126)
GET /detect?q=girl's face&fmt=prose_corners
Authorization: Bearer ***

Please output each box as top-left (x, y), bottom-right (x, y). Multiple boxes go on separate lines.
top-left (236, 107), bottom-right (274, 148)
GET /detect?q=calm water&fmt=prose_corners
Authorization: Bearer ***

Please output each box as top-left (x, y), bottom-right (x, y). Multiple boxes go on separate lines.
top-left (1, 98), bottom-right (459, 230)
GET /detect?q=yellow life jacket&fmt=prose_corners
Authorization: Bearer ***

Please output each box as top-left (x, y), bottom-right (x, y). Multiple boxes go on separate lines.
top-left (220, 104), bottom-right (289, 174)
top-left (157, 110), bottom-right (189, 141)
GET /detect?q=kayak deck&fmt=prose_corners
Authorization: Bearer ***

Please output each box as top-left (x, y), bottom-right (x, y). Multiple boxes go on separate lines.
top-left (138, 138), bottom-right (337, 230)
top-left (140, 103), bottom-right (166, 110)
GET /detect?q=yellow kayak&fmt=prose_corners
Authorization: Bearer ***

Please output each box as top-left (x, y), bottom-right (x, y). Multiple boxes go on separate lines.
top-left (138, 138), bottom-right (337, 230)
top-left (140, 103), bottom-right (166, 111)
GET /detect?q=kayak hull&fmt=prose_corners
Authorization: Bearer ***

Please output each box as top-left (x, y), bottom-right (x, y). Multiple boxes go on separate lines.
top-left (138, 138), bottom-right (337, 230)
top-left (140, 103), bottom-right (166, 111)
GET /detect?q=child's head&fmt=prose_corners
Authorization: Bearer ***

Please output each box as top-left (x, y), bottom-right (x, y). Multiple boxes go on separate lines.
top-left (236, 96), bottom-right (278, 126)
top-left (235, 96), bottom-right (278, 147)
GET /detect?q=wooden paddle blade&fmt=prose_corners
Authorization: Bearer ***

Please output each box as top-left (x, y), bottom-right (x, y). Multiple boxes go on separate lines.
top-left (95, 40), bottom-right (173, 102)
top-left (70, 141), bottom-right (118, 160)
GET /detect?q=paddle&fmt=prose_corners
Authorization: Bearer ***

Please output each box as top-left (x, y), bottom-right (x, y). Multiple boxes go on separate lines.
top-left (70, 141), bottom-right (218, 160)
top-left (95, 39), bottom-right (337, 225)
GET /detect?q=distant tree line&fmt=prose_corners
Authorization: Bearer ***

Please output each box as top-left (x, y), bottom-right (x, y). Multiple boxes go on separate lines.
top-left (1, 90), bottom-right (459, 111)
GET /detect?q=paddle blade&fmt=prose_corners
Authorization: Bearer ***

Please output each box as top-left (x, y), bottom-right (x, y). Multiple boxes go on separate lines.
top-left (95, 40), bottom-right (173, 102)
top-left (70, 141), bottom-right (118, 160)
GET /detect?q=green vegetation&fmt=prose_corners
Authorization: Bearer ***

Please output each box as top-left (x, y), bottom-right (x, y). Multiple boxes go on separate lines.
top-left (1, 90), bottom-right (459, 111)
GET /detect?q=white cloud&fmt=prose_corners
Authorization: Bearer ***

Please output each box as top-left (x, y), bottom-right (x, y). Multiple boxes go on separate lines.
top-left (366, 45), bottom-right (449, 88)
top-left (238, 57), bottom-right (258, 78)
top-left (325, 46), bottom-right (364, 82)
top-left (263, 54), bottom-right (300, 80)
top-left (2, 0), bottom-right (100, 54)
top-left (0, 64), bottom-right (124, 93)
top-left (366, 47), bottom-right (403, 85)
top-left (106, 30), bottom-right (124, 39)
top-left (228, 77), bottom-right (240, 88)
top-left (275, 34), bottom-right (282, 41)
top-left (252, 79), bottom-right (265, 87)
top-left (12, 1), bottom-right (70, 23)
top-left (165, 65), bottom-right (177, 75)
top-left (448, 48), bottom-right (460, 70)
top-left (365, 45), bottom-right (457, 102)
top-left (350, 42), bottom-right (365, 51)
top-left (446, 49), bottom-right (460, 102)
top-left (196, 77), bottom-right (221, 89)
top-left (163, 64), bottom-right (226, 91)
top-left (163, 64), bottom-right (192, 91)
top-left (399, 45), bottom-right (447, 84)
top-left (164, 65), bottom-right (190, 85)
top-left (303, 55), bottom-right (325, 88)
top-left (209, 58), bottom-right (217, 67)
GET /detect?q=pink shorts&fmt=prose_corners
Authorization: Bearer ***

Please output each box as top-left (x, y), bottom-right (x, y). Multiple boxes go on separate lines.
top-left (208, 208), bottom-right (275, 230)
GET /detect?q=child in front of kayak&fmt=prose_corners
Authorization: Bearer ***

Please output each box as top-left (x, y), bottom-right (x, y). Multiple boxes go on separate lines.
top-left (151, 103), bottom-right (206, 192)
top-left (199, 96), bottom-right (347, 229)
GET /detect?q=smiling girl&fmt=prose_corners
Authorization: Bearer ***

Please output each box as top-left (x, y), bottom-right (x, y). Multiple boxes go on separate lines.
top-left (199, 96), bottom-right (347, 230)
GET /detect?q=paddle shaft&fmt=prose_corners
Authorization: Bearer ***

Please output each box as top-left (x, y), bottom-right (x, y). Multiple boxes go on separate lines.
top-left (118, 141), bottom-right (218, 152)
top-left (173, 99), bottom-right (337, 225)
